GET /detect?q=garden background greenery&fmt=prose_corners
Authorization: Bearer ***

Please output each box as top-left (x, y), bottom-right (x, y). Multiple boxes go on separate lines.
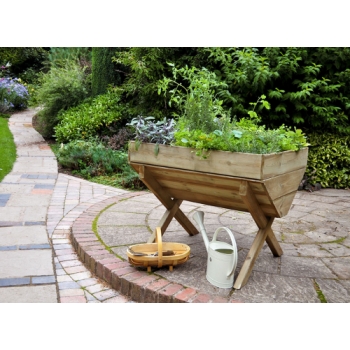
top-left (1, 47), bottom-right (350, 189)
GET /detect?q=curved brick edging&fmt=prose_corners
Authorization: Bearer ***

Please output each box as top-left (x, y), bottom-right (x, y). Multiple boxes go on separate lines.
top-left (70, 192), bottom-right (239, 303)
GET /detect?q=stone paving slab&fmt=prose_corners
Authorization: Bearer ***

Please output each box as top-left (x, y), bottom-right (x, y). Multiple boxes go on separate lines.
top-left (0, 226), bottom-right (49, 246)
top-left (0, 250), bottom-right (54, 278)
top-left (0, 285), bottom-right (57, 302)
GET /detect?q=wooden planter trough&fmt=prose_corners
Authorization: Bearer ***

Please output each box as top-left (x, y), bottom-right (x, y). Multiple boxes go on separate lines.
top-left (128, 141), bottom-right (308, 289)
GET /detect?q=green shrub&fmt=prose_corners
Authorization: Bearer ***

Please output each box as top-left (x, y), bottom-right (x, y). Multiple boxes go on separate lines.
top-left (305, 133), bottom-right (350, 189)
top-left (46, 47), bottom-right (91, 69)
top-left (56, 140), bottom-right (143, 189)
top-left (35, 60), bottom-right (91, 138)
top-left (54, 88), bottom-right (125, 143)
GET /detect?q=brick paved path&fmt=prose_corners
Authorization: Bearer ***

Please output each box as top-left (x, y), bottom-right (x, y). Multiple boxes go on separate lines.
top-left (0, 109), bottom-right (134, 302)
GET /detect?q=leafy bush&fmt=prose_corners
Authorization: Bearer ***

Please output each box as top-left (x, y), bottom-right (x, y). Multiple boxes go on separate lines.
top-left (305, 133), bottom-right (350, 189)
top-left (0, 47), bottom-right (48, 78)
top-left (35, 60), bottom-right (91, 138)
top-left (112, 48), bottom-right (205, 118)
top-left (101, 127), bottom-right (133, 151)
top-left (46, 47), bottom-right (91, 70)
top-left (54, 88), bottom-right (125, 143)
top-left (205, 47), bottom-right (350, 134)
top-left (56, 140), bottom-right (143, 189)
top-left (157, 65), bottom-right (229, 134)
top-left (0, 77), bottom-right (29, 112)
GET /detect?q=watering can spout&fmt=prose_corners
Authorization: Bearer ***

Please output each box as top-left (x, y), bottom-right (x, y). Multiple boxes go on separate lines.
top-left (193, 211), bottom-right (209, 252)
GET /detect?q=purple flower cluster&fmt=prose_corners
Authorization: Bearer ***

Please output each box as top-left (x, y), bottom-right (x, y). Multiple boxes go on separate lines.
top-left (0, 77), bottom-right (29, 112)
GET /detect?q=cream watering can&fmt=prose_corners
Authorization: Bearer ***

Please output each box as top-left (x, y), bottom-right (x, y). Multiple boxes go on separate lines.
top-left (193, 211), bottom-right (238, 288)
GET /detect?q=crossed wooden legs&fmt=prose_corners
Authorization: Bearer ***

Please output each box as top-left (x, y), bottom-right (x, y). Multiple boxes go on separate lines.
top-left (233, 181), bottom-right (283, 289)
top-left (138, 166), bottom-right (282, 290)
top-left (138, 166), bottom-right (198, 243)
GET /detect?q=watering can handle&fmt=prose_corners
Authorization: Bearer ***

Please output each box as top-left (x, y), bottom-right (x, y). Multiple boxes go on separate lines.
top-left (213, 227), bottom-right (238, 277)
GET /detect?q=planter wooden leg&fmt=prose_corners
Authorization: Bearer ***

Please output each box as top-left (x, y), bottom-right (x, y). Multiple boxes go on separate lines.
top-left (239, 181), bottom-right (283, 257)
top-left (234, 181), bottom-right (282, 289)
top-left (147, 198), bottom-right (183, 243)
top-left (233, 217), bottom-right (274, 289)
top-left (139, 166), bottom-right (198, 237)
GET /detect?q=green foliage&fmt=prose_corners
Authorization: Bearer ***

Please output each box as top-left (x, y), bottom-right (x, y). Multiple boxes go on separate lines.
top-left (112, 48), bottom-right (204, 118)
top-left (305, 133), bottom-right (350, 189)
top-left (56, 140), bottom-right (143, 189)
top-left (35, 60), bottom-right (91, 138)
top-left (175, 114), bottom-right (308, 158)
top-left (158, 64), bottom-right (229, 134)
top-left (128, 98), bottom-right (308, 158)
top-left (91, 48), bottom-right (120, 96)
top-left (205, 47), bottom-right (350, 134)
top-left (54, 88), bottom-right (125, 143)
top-left (0, 115), bottom-right (16, 182)
top-left (46, 47), bottom-right (92, 70)
top-left (0, 47), bottom-right (48, 78)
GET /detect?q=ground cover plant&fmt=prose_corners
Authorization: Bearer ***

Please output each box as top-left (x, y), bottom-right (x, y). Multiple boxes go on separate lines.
top-left (0, 114), bottom-right (16, 182)
top-left (56, 140), bottom-right (144, 189)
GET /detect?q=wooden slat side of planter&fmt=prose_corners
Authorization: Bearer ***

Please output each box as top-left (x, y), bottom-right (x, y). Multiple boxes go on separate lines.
top-left (130, 163), bottom-right (280, 217)
top-left (129, 141), bottom-right (264, 179)
top-left (128, 141), bottom-right (308, 180)
top-left (261, 148), bottom-right (309, 179)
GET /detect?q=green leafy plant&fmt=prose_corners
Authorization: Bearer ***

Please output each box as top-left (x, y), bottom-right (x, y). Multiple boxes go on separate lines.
top-left (56, 139), bottom-right (143, 189)
top-left (157, 64), bottom-right (229, 133)
top-left (128, 96), bottom-right (309, 158)
top-left (54, 88), bottom-right (125, 143)
top-left (305, 133), bottom-right (350, 189)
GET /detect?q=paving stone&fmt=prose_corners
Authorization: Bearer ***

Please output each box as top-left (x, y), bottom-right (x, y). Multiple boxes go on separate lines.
top-left (315, 278), bottom-right (350, 303)
top-left (0, 285), bottom-right (58, 303)
top-left (0, 277), bottom-right (30, 287)
top-left (93, 289), bottom-right (119, 301)
top-left (98, 211), bottom-right (147, 226)
top-left (58, 281), bottom-right (81, 290)
top-left (85, 283), bottom-right (108, 294)
top-left (321, 257), bottom-right (350, 279)
top-left (32, 275), bottom-right (56, 284)
top-left (230, 271), bottom-right (320, 303)
top-left (0, 226), bottom-right (49, 246)
top-left (0, 246), bottom-right (17, 251)
top-left (280, 256), bottom-right (337, 279)
top-left (0, 250), bottom-right (54, 278)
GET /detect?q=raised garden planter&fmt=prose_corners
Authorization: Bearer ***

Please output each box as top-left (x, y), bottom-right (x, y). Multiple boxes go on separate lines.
top-left (128, 141), bottom-right (308, 289)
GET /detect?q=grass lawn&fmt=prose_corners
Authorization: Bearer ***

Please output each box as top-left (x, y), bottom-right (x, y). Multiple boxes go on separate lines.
top-left (0, 114), bottom-right (16, 182)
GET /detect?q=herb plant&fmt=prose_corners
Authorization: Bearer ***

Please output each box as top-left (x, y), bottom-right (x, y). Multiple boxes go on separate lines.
top-left (127, 115), bottom-right (176, 155)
